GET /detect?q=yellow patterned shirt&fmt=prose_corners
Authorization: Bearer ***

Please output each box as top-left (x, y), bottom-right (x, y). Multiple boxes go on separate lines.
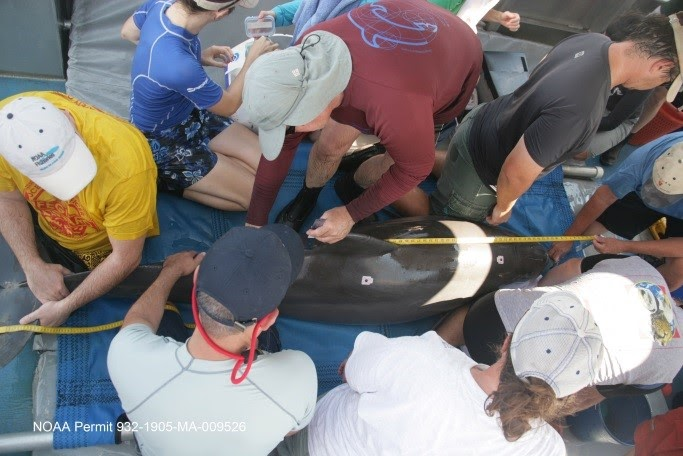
top-left (0, 92), bottom-right (159, 268)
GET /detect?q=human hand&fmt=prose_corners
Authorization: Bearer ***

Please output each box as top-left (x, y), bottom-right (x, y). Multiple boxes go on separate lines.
top-left (201, 45), bottom-right (234, 68)
top-left (244, 36), bottom-right (278, 65)
top-left (548, 241), bottom-right (572, 263)
top-left (486, 204), bottom-right (513, 226)
top-left (305, 206), bottom-right (354, 244)
top-left (258, 10), bottom-right (275, 20)
top-left (20, 299), bottom-right (72, 327)
top-left (592, 235), bottom-right (626, 254)
top-left (25, 260), bottom-right (71, 304)
top-left (500, 11), bottom-right (520, 32)
top-left (162, 251), bottom-right (205, 278)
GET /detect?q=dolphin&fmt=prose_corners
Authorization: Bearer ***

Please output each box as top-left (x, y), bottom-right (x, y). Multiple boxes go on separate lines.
top-left (0, 217), bottom-right (547, 367)
top-left (280, 217), bottom-right (548, 323)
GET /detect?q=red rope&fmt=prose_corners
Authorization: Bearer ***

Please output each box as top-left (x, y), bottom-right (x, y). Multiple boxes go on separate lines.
top-left (191, 281), bottom-right (259, 385)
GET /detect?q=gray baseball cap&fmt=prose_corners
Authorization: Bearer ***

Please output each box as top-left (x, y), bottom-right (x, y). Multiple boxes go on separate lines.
top-left (243, 31), bottom-right (352, 160)
top-left (510, 291), bottom-right (604, 398)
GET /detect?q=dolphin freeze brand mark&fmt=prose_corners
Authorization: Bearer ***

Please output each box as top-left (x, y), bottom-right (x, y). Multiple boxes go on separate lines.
top-left (280, 217), bottom-right (548, 324)
top-left (348, 3), bottom-right (442, 50)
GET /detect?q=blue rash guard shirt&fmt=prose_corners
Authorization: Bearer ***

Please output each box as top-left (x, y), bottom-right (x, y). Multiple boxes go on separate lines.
top-left (129, 0), bottom-right (223, 134)
top-left (604, 132), bottom-right (683, 219)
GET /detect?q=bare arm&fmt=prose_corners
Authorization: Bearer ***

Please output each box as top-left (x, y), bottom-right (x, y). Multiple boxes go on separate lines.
top-left (20, 236), bottom-right (146, 326)
top-left (631, 86), bottom-right (667, 134)
top-left (208, 37), bottom-right (278, 118)
top-left (122, 251), bottom-right (204, 331)
top-left (0, 191), bottom-right (70, 302)
top-left (538, 258), bottom-right (582, 287)
top-left (488, 135), bottom-right (543, 225)
top-left (548, 185), bottom-right (618, 261)
top-left (482, 9), bottom-right (520, 31)
top-left (593, 236), bottom-right (683, 259)
top-left (567, 386), bottom-right (605, 414)
top-left (121, 15), bottom-right (140, 45)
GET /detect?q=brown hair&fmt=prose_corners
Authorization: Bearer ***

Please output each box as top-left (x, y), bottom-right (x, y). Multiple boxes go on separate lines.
top-left (616, 12), bottom-right (679, 80)
top-left (177, 0), bottom-right (235, 14)
top-left (485, 351), bottom-right (577, 441)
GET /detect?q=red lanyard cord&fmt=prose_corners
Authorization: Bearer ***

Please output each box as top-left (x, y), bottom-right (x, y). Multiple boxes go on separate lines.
top-left (191, 281), bottom-right (259, 385)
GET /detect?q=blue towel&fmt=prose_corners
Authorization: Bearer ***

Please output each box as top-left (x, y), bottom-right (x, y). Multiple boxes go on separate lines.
top-left (292, 0), bottom-right (363, 41)
top-left (54, 298), bottom-right (195, 449)
top-left (54, 298), bottom-right (130, 449)
top-left (501, 167), bottom-right (583, 261)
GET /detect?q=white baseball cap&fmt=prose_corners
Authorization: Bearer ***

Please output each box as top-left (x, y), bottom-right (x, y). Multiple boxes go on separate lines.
top-left (653, 142), bottom-right (683, 195)
top-left (0, 97), bottom-right (96, 201)
top-left (510, 292), bottom-right (604, 398)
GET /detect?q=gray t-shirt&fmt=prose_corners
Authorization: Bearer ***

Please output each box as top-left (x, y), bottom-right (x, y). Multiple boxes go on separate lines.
top-left (108, 324), bottom-right (318, 456)
top-left (495, 256), bottom-right (683, 386)
top-left (469, 33), bottom-right (612, 185)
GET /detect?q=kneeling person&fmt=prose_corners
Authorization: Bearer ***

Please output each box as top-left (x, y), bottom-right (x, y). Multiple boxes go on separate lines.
top-left (0, 92), bottom-right (159, 326)
top-left (108, 225), bottom-right (317, 456)
top-left (550, 133), bottom-right (683, 291)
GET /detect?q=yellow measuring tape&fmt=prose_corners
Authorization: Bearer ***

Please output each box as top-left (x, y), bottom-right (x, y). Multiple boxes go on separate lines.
top-left (0, 304), bottom-right (195, 335)
top-left (385, 235), bottom-right (595, 245)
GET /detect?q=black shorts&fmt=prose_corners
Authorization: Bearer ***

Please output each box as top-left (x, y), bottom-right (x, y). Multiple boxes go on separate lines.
top-left (462, 292), bottom-right (506, 366)
top-left (597, 192), bottom-right (683, 239)
top-left (30, 207), bottom-right (88, 272)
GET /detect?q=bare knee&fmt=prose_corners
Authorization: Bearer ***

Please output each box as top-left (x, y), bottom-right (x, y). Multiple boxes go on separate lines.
top-left (313, 135), bottom-right (351, 163)
top-left (353, 153), bottom-right (394, 189)
top-left (538, 257), bottom-right (582, 286)
top-left (660, 257), bottom-right (683, 291)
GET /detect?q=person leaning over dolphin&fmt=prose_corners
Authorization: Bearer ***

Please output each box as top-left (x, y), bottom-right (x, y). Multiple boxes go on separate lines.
top-left (243, 0), bottom-right (481, 243)
top-left (393, 11), bottom-right (680, 226)
top-left (0, 92), bottom-right (159, 327)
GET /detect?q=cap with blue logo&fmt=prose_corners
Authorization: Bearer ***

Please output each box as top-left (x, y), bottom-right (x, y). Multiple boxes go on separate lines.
top-left (0, 96), bottom-right (96, 201)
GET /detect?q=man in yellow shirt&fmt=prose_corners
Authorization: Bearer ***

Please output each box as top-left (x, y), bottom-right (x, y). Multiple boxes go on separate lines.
top-left (0, 92), bottom-right (159, 326)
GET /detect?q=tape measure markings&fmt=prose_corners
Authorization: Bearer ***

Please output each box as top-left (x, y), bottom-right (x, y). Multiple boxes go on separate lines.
top-left (386, 235), bottom-right (595, 245)
top-left (0, 304), bottom-right (194, 335)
